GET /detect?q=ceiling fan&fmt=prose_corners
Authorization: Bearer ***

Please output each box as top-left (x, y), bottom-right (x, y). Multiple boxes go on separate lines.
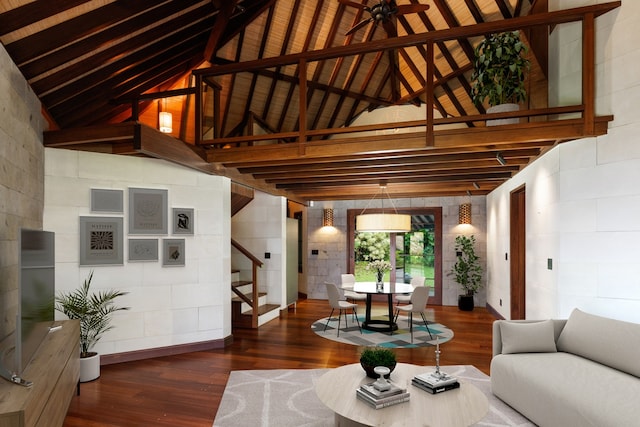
top-left (339, 0), bottom-right (430, 37)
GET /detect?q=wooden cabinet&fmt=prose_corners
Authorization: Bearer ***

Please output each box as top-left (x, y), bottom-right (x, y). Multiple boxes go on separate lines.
top-left (0, 320), bottom-right (80, 427)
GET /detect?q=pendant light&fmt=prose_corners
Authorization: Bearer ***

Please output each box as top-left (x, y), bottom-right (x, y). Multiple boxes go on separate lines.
top-left (356, 183), bottom-right (411, 233)
top-left (159, 99), bottom-right (172, 133)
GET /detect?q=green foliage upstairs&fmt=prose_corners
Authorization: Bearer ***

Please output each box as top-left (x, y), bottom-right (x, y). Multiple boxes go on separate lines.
top-left (55, 271), bottom-right (129, 357)
top-left (470, 31), bottom-right (530, 107)
top-left (450, 235), bottom-right (483, 296)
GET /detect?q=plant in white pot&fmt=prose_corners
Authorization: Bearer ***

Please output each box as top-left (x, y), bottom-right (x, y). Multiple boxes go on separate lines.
top-left (470, 31), bottom-right (530, 125)
top-left (450, 235), bottom-right (483, 311)
top-left (55, 271), bottom-right (129, 382)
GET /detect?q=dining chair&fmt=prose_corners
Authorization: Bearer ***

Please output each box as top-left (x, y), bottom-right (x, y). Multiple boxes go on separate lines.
top-left (341, 273), bottom-right (367, 304)
top-left (394, 285), bottom-right (433, 342)
top-left (323, 282), bottom-right (362, 337)
top-left (395, 276), bottom-right (425, 307)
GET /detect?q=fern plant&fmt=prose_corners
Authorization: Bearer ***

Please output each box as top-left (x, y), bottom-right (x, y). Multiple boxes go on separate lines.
top-left (55, 271), bottom-right (129, 357)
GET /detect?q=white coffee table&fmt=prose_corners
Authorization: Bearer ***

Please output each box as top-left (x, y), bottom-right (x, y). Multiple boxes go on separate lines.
top-left (315, 363), bottom-right (489, 427)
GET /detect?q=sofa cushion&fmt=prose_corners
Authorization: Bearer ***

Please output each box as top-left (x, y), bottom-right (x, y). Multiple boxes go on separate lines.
top-left (499, 319), bottom-right (557, 354)
top-left (557, 308), bottom-right (640, 378)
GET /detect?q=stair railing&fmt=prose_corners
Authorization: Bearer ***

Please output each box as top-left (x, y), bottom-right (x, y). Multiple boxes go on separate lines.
top-left (231, 238), bottom-right (264, 328)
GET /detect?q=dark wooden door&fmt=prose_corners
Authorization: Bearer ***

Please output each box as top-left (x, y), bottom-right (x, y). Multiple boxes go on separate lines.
top-left (510, 186), bottom-right (526, 319)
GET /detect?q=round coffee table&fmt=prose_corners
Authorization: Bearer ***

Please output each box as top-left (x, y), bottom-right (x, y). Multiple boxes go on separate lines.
top-left (315, 363), bottom-right (488, 427)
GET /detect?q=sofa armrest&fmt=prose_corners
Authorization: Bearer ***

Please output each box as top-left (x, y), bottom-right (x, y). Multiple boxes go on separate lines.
top-left (492, 319), bottom-right (567, 357)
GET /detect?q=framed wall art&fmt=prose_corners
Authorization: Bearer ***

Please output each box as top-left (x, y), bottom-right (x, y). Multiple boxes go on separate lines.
top-left (162, 239), bottom-right (185, 267)
top-left (128, 188), bottom-right (168, 234)
top-left (91, 188), bottom-right (124, 213)
top-left (128, 239), bottom-right (158, 262)
top-left (79, 216), bottom-right (124, 266)
top-left (172, 208), bottom-right (194, 235)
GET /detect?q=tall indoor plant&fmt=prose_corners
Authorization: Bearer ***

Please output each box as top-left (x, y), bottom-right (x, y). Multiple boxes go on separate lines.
top-left (450, 235), bottom-right (483, 311)
top-left (470, 31), bottom-right (530, 125)
top-left (55, 271), bottom-right (129, 382)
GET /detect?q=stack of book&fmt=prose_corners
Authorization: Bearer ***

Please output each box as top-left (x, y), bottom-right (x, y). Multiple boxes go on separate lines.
top-left (355, 381), bottom-right (410, 409)
top-left (411, 371), bottom-right (460, 394)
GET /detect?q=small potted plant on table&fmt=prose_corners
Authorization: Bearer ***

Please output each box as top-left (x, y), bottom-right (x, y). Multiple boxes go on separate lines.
top-left (360, 347), bottom-right (397, 379)
top-left (55, 271), bottom-right (129, 382)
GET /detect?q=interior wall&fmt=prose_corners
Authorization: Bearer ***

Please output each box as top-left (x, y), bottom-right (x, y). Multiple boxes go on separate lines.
top-left (307, 196), bottom-right (487, 306)
top-left (231, 190), bottom-right (286, 307)
top-left (44, 148), bottom-right (231, 356)
top-left (487, 1), bottom-right (640, 322)
top-left (0, 43), bottom-right (46, 372)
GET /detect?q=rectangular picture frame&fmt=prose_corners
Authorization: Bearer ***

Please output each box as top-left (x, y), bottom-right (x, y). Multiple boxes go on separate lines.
top-left (172, 208), bottom-right (194, 235)
top-left (79, 216), bottom-right (124, 266)
top-left (129, 188), bottom-right (168, 234)
top-left (162, 239), bottom-right (185, 267)
top-left (91, 188), bottom-right (124, 213)
top-left (128, 239), bottom-right (158, 262)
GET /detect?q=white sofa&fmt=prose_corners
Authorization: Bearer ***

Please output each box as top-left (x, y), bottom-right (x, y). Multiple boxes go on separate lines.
top-left (491, 308), bottom-right (640, 427)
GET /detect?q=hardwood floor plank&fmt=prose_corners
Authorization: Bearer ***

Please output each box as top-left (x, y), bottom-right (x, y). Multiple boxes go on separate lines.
top-left (63, 298), bottom-right (496, 426)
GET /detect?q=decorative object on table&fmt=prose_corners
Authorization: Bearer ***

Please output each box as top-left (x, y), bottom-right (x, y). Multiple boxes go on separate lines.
top-left (449, 235), bottom-right (483, 311)
top-left (359, 347), bottom-right (396, 379)
top-left (355, 183), bottom-right (411, 233)
top-left (79, 216), bottom-right (124, 266)
top-left (356, 367), bottom-right (410, 410)
top-left (411, 338), bottom-right (460, 394)
top-left (366, 259), bottom-right (391, 291)
top-left (470, 31), bottom-right (530, 126)
top-left (55, 271), bottom-right (129, 382)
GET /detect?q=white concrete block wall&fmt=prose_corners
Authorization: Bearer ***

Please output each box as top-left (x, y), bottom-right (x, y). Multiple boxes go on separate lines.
top-left (487, 0), bottom-right (640, 323)
top-left (44, 148), bottom-right (231, 356)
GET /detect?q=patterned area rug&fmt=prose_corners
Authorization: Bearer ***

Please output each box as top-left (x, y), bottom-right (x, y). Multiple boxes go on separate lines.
top-left (212, 366), bottom-right (535, 427)
top-left (310, 312), bottom-right (454, 348)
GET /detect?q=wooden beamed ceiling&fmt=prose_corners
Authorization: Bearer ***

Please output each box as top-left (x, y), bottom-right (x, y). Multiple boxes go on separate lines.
top-left (1, 0), bottom-right (620, 203)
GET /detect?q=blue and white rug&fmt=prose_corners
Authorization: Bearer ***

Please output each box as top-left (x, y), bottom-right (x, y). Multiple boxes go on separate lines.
top-left (310, 312), bottom-right (454, 348)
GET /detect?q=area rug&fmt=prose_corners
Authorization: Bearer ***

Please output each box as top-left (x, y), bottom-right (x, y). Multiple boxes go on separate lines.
top-left (212, 366), bottom-right (535, 427)
top-left (310, 312), bottom-right (454, 348)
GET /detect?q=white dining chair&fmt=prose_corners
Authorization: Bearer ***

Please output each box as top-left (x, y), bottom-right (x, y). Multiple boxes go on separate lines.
top-left (395, 276), bottom-right (425, 307)
top-left (323, 282), bottom-right (362, 337)
top-left (341, 273), bottom-right (366, 304)
top-left (394, 285), bottom-right (433, 342)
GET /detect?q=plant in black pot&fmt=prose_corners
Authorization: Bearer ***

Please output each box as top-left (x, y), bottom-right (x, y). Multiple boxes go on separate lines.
top-left (470, 31), bottom-right (530, 125)
top-left (450, 235), bottom-right (483, 311)
top-left (55, 271), bottom-right (129, 382)
top-left (359, 347), bottom-right (397, 379)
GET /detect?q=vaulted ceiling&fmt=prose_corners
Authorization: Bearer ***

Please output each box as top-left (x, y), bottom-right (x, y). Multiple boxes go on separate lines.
top-left (0, 0), bottom-right (618, 202)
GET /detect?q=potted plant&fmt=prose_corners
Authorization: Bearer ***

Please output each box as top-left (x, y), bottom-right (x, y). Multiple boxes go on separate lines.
top-left (359, 347), bottom-right (397, 379)
top-left (450, 235), bottom-right (483, 311)
top-left (55, 271), bottom-right (129, 382)
top-left (366, 259), bottom-right (392, 291)
top-left (470, 31), bottom-right (530, 125)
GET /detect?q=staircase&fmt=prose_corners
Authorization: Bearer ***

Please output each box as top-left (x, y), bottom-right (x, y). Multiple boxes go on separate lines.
top-left (230, 183), bottom-right (281, 329)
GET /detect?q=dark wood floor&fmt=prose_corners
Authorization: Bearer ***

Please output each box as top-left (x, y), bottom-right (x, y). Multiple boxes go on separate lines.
top-left (63, 298), bottom-right (497, 427)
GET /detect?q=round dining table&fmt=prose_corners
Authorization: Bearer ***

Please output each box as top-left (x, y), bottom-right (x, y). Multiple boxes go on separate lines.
top-left (352, 282), bottom-right (414, 332)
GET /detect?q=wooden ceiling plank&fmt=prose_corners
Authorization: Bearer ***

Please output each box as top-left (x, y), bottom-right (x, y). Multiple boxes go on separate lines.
top-left (22, 2), bottom-right (213, 81)
top-left (204, 1), bottom-right (238, 62)
top-left (0, 0), bottom-right (92, 37)
top-left (6, 0), bottom-right (169, 66)
top-left (43, 122), bottom-right (137, 147)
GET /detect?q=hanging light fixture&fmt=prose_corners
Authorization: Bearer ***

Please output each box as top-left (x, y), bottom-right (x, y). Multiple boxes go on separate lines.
top-left (356, 183), bottom-right (411, 233)
top-left (159, 99), bottom-right (172, 133)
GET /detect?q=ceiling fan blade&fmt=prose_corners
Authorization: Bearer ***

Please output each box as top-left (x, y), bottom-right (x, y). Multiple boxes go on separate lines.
top-left (345, 17), bottom-right (373, 36)
top-left (395, 4), bottom-right (430, 15)
top-left (338, 0), bottom-right (371, 11)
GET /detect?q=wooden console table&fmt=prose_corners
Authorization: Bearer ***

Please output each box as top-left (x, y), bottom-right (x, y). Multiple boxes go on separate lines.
top-left (0, 320), bottom-right (80, 427)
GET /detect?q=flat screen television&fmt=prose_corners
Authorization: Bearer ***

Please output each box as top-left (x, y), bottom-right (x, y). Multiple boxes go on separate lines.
top-left (17, 228), bottom-right (55, 375)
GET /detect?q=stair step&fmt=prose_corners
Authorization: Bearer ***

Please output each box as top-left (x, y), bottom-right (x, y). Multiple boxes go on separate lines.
top-left (231, 292), bottom-right (267, 303)
top-left (232, 280), bottom-right (252, 288)
top-left (240, 304), bottom-right (280, 316)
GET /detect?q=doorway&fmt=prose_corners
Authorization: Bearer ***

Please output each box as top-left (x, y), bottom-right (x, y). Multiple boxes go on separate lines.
top-left (347, 207), bottom-right (442, 305)
top-left (510, 185), bottom-right (526, 319)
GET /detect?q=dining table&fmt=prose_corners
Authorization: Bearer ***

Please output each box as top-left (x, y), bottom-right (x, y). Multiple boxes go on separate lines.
top-left (351, 281), bottom-right (414, 332)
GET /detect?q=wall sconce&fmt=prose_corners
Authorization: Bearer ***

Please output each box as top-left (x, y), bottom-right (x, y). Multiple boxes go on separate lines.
top-left (459, 203), bottom-right (471, 225)
top-left (323, 208), bottom-right (334, 227)
top-left (159, 99), bottom-right (172, 133)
